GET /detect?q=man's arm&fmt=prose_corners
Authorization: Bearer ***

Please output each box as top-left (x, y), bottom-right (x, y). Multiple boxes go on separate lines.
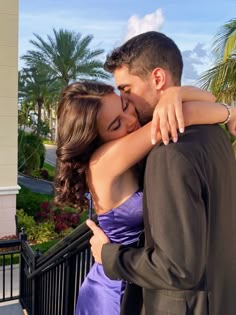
top-left (102, 145), bottom-right (207, 290)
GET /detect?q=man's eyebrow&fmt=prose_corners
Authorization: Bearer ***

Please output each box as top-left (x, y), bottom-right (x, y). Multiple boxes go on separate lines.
top-left (107, 117), bottom-right (119, 131)
top-left (117, 84), bottom-right (129, 90)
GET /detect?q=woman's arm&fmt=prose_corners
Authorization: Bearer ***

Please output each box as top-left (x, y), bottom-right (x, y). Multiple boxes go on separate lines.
top-left (152, 86), bottom-right (216, 145)
top-left (183, 101), bottom-right (232, 127)
top-left (180, 86), bottom-right (216, 102)
top-left (90, 103), bottom-right (235, 179)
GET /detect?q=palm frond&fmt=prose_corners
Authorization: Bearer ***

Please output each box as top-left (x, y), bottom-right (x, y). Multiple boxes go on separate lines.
top-left (198, 19), bottom-right (236, 104)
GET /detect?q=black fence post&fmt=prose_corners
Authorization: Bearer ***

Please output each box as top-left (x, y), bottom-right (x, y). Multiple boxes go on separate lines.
top-left (18, 220), bottom-right (95, 315)
top-left (64, 255), bottom-right (77, 315)
top-left (19, 228), bottom-right (27, 309)
top-left (31, 250), bottom-right (41, 315)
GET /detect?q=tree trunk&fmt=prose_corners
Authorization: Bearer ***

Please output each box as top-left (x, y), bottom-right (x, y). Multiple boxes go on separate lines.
top-left (37, 98), bottom-right (43, 136)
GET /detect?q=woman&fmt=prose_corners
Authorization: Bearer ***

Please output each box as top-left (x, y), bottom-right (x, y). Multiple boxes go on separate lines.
top-left (54, 81), bottom-right (235, 315)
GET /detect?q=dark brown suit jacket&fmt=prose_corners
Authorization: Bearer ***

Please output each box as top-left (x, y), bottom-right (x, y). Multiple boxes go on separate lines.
top-left (102, 125), bottom-right (236, 315)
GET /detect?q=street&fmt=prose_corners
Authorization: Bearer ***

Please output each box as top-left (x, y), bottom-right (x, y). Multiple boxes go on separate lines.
top-left (18, 174), bottom-right (54, 195)
top-left (17, 144), bottom-right (57, 195)
top-left (44, 144), bottom-right (57, 166)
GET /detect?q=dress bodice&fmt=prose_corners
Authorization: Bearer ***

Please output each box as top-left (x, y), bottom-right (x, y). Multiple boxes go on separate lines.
top-left (76, 191), bottom-right (144, 315)
top-left (98, 191), bottom-right (144, 245)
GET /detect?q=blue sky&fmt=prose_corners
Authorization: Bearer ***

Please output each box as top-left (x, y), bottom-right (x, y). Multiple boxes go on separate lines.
top-left (19, 0), bottom-right (235, 85)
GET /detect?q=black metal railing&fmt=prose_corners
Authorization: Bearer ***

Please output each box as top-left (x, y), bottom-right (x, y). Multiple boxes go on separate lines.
top-left (0, 239), bottom-right (21, 302)
top-left (20, 218), bottom-right (96, 315)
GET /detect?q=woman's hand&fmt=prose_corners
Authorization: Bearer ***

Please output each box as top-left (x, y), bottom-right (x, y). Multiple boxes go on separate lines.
top-left (151, 86), bottom-right (185, 145)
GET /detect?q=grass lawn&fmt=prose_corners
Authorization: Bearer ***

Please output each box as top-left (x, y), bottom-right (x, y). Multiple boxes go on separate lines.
top-left (31, 239), bottom-right (59, 253)
top-left (43, 139), bottom-right (56, 145)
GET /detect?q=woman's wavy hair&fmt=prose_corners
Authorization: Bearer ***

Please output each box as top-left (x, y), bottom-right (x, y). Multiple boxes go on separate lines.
top-left (54, 81), bottom-right (114, 211)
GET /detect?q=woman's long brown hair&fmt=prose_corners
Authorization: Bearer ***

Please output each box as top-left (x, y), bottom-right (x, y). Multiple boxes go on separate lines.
top-left (54, 81), bottom-right (114, 212)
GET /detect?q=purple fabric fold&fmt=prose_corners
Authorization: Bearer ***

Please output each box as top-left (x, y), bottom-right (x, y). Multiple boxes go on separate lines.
top-left (76, 191), bottom-right (143, 315)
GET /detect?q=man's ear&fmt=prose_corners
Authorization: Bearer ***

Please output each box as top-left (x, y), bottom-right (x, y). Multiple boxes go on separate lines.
top-left (151, 68), bottom-right (166, 90)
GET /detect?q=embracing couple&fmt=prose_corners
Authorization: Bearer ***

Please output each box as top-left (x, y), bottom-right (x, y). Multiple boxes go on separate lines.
top-left (55, 31), bottom-right (236, 315)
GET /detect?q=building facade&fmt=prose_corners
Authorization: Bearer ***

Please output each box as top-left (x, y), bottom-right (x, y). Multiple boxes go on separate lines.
top-left (0, 1), bottom-right (19, 237)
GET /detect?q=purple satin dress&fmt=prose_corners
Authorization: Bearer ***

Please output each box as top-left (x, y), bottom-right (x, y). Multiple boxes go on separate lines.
top-left (75, 191), bottom-right (143, 315)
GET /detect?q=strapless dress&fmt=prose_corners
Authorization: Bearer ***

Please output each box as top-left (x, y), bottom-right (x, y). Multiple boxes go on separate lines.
top-left (75, 191), bottom-right (143, 315)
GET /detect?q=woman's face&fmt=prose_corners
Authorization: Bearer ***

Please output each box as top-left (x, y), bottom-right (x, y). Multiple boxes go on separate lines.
top-left (97, 92), bottom-right (140, 143)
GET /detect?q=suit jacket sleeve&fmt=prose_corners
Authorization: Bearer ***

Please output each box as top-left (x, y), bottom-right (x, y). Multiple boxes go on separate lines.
top-left (102, 145), bottom-right (207, 290)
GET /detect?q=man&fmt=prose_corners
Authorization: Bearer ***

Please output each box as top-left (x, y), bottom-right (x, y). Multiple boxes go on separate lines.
top-left (87, 31), bottom-right (236, 315)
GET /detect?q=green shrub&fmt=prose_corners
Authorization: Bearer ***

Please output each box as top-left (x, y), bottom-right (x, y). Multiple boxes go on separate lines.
top-left (16, 209), bottom-right (58, 243)
top-left (30, 169), bottom-right (41, 178)
top-left (28, 163), bottom-right (55, 181)
top-left (30, 221), bottom-right (58, 243)
top-left (0, 253), bottom-right (19, 265)
top-left (16, 209), bottom-right (36, 234)
top-left (17, 186), bottom-right (53, 217)
top-left (80, 209), bottom-right (89, 224)
top-left (18, 131), bottom-right (45, 174)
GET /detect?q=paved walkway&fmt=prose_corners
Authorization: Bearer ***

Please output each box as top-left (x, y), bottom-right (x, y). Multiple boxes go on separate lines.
top-left (0, 264), bottom-right (19, 298)
top-left (18, 174), bottom-right (54, 195)
top-left (0, 301), bottom-right (25, 315)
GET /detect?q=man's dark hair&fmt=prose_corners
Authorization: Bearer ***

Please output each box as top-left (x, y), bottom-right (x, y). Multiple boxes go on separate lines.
top-left (104, 31), bottom-right (183, 85)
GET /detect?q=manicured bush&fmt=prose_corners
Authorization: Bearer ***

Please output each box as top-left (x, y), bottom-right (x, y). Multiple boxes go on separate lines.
top-left (17, 186), bottom-right (53, 217)
top-left (16, 200), bottom-right (81, 244)
top-left (30, 221), bottom-right (58, 243)
top-left (16, 209), bottom-right (36, 233)
top-left (27, 162), bottom-right (55, 181)
top-left (16, 209), bottom-right (57, 243)
top-left (35, 202), bottom-right (81, 233)
top-left (40, 168), bottom-right (49, 180)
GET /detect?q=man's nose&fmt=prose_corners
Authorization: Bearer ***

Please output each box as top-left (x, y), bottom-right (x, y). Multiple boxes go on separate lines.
top-left (124, 113), bottom-right (136, 130)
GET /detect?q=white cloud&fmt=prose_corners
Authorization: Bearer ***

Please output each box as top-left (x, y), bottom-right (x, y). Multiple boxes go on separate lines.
top-left (182, 43), bottom-right (212, 85)
top-left (124, 9), bottom-right (165, 41)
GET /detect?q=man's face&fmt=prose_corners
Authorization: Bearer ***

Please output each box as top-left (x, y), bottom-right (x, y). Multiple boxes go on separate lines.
top-left (113, 65), bottom-right (159, 125)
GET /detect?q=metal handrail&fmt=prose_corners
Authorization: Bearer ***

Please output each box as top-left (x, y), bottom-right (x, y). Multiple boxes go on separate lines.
top-left (26, 228), bottom-right (92, 279)
top-left (19, 218), bottom-right (95, 315)
top-left (37, 217), bottom-right (95, 264)
top-left (0, 239), bottom-right (21, 248)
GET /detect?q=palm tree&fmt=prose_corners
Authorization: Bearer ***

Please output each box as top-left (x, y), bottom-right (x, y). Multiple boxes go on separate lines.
top-left (21, 29), bottom-right (110, 87)
top-left (43, 90), bottom-right (60, 141)
top-left (199, 18), bottom-right (236, 104)
top-left (19, 67), bottom-right (60, 135)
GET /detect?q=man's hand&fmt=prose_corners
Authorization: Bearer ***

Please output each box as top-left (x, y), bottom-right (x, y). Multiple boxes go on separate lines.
top-left (86, 219), bottom-right (110, 264)
top-left (151, 86), bottom-right (185, 145)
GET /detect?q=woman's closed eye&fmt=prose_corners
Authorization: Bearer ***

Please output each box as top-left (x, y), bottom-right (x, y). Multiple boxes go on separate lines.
top-left (112, 120), bottom-right (121, 131)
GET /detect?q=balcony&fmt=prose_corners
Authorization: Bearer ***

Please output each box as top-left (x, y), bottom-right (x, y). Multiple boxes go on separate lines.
top-left (0, 220), bottom-right (95, 315)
